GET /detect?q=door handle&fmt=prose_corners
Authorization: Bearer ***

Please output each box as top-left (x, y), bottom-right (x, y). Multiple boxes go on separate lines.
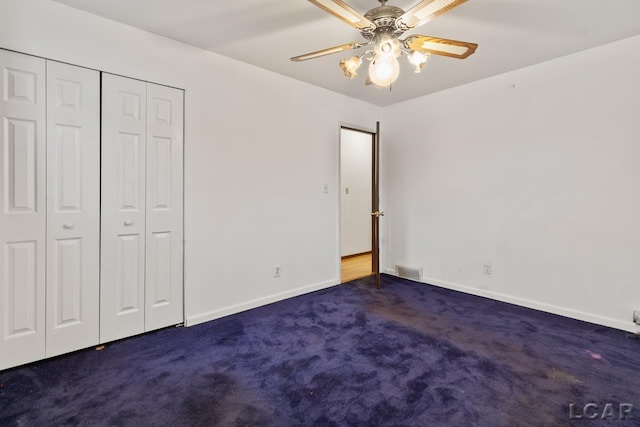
top-left (371, 211), bottom-right (385, 218)
top-left (124, 220), bottom-right (134, 226)
top-left (63, 222), bottom-right (73, 229)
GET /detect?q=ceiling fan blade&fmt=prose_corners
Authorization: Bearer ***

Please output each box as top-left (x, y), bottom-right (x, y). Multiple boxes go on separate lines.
top-left (308, 0), bottom-right (375, 30)
top-left (291, 42), bottom-right (363, 62)
top-left (397, 0), bottom-right (468, 29)
top-left (403, 35), bottom-right (477, 59)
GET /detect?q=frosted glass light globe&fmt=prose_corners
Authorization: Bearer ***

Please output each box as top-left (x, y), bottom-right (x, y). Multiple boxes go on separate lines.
top-left (368, 54), bottom-right (400, 87)
top-left (407, 50), bottom-right (429, 73)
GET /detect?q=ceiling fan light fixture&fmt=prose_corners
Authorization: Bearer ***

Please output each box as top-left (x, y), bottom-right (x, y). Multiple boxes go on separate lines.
top-left (339, 55), bottom-right (363, 78)
top-left (295, 0), bottom-right (477, 88)
top-left (407, 50), bottom-right (429, 73)
top-left (374, 34), bottom-right (401, 58)
top-left (368, 54), bottom-right (400, 88)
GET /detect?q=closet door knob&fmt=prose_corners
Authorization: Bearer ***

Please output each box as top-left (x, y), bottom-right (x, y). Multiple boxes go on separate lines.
top-left (63, 222), bottom-right (73, 229)
top-left (124, 220), bottom-right (134, 226)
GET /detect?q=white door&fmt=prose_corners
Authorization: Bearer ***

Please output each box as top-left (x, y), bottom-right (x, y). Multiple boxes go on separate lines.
top-left (100, 74), bottom-right (147, 343)
top-left (0, 50), bottom-right (47, 370)
top-left (145, 83), bottom-right (184, 331)
top-left (340, 128), bottom-right (373, 257)
top-left (45, 61), bottom-right (100, 356)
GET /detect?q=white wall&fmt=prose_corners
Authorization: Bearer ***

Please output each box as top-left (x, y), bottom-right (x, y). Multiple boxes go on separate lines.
top-left (382, 35), bottom-right (640, 332)
top-left (3, 0), bottom-right (638, 336)
top-left (0, 0), bottom-right (382, 326)
top-left (340, 129), bottom-right (372, 257)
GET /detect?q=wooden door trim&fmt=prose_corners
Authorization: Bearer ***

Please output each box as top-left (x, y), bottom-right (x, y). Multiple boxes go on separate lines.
top-left (372, 121), bottom-right (381, 289)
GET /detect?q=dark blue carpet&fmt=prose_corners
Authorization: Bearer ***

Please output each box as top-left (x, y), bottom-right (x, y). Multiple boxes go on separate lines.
top-left (1, 274), bottom-right (639, 426)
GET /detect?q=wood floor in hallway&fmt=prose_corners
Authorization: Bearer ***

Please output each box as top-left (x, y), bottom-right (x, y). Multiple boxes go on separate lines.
top-left (341, 252), bottom-right (372, 283)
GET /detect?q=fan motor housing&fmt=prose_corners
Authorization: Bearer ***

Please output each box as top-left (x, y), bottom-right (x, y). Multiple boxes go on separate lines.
top-left (362, 5), bottom-right (405, 39)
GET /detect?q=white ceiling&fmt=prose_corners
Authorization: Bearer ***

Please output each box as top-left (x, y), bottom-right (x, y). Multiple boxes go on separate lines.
top-left (53, 0), bottom-right (640, 106)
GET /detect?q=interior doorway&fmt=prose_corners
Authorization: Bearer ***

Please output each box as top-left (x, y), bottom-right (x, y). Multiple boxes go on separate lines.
top-left (341, 252), bottom-right (372, 283)
top-left (340, 126), bottom-right (376, 283)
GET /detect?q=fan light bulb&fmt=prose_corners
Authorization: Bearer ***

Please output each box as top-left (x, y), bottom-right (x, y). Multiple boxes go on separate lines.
top-left (368, 54), bottom-right (400, 88)
top-left (407, 50), bottom-right (429, 73)
top-left (339, 56), bottom-right (362, 79)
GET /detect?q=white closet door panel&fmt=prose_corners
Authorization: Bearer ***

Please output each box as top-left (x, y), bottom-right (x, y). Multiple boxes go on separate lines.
top-left (45, 61), bottom-right (100, 357)
top-left (0, 50), bottom-right (46, 370)
top-left (101, 74), bottom-right (147, 343)
top-left (145, 83), bottom-right (183, 331)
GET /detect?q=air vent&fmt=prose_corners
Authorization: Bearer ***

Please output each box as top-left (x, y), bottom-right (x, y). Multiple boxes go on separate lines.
top-left (396, 265), bottom-right (423, 282)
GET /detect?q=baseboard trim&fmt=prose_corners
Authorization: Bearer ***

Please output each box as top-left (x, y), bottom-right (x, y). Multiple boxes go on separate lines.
top-left (388, 272), bottom-right (638, 333)
top-left (341, 251), bottom-right (372, 259)
top-left (185, 279), bottom-right (339, 327)
top-left (186, 273), bottom-right (639, 333)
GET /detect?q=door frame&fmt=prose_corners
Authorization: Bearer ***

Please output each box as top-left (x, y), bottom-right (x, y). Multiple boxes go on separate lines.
top-left (338, 123), bottom-right (381, 287)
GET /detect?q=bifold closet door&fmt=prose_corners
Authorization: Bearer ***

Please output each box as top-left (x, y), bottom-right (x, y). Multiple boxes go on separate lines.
top-left (45, 61), bottom-right (100, 357)
top-left (145, 83), bottom-right (184, 331)
top-left (101, 75), bottom-right (184, 343)
top-left (101, 74), bottom-right (147, 343)
top-left (0, 50), bottom-right (47, 370)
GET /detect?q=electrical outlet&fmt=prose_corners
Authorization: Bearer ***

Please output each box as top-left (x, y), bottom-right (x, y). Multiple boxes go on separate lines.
top-left (483, 262), bottom-right (492, 275)
top-left (323, 184), bottom-right (328, 194)
top-left (633, 310), bottom-right (640, 325)
top-left (273, 265), bottom-right (281, 278)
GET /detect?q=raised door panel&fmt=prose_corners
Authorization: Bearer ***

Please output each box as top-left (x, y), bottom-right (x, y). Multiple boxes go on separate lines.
top-left (145, 84), bottom-right (183, 331)
top-left (0, 50), bottom-right (46, 370)
top-left (46, 61), bottom-right (100, 357)
top-left (4, 242), bottom-right (38, 337)
top-left (100, 74), bottom-right (147, 343)
top-left (5, 119), bottom-right (37, 213)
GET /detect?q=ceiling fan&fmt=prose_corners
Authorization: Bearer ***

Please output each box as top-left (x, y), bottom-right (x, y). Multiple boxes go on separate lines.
top-left (291, 0), bottom-right (478, 88)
